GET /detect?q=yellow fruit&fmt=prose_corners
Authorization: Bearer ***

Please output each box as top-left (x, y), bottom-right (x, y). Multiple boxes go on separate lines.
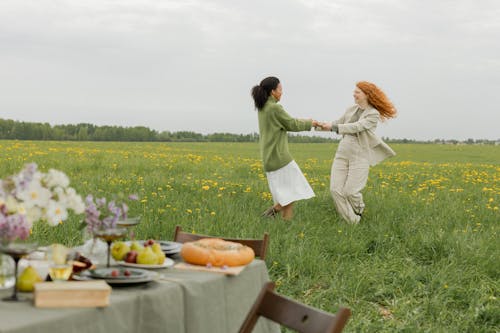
top-left (152, 243), bottom-right (162, 255)
top-left (130, 241), bottom-right (142, 252)
top-left (156, 252), bottom-right (166, 265)
top-left (111, 242), bottom-right (130, 261)
top-left (136, 247), bottom-right (157, 265)
top-left (151, 243), bottom-right (165, 264)
top-left (17, 266), bottom-right (43, 292)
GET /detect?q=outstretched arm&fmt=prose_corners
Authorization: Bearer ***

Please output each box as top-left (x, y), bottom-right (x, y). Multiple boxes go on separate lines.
top-left (274, 105), bottom-right (314, 132)
top-left (337, 110), bottom-right (379, 134)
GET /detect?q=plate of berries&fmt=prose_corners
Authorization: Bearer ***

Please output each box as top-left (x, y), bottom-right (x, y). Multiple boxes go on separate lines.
top-left (74, 267), bottom-right (159, 285)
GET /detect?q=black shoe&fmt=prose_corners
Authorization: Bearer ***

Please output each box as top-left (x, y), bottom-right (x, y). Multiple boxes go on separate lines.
top-left (354, 207), bottom-right (364, 217)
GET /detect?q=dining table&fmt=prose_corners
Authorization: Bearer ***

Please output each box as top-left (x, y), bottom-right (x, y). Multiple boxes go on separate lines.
top-left (0, 251), bottom-right (280, 333)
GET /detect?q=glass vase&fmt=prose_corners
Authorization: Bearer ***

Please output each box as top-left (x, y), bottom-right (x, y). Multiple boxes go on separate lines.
top-left (0, 254), bottom-right (15, 290)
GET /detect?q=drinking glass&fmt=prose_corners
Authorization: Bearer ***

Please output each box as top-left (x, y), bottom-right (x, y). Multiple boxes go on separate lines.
top-left (0, 242), bottom-right (38, 301)
top-left (47, 244), bottom-right (73, 282)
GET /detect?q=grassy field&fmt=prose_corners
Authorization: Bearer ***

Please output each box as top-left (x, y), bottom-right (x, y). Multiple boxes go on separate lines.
top-left (1, 140), bottom-right (499, 332)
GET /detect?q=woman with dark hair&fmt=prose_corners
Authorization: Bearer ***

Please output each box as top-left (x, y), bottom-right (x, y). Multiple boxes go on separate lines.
top-left (251, 76), bottom-right (318, 220)
top-left (318, 81), bottom-right (397, 224)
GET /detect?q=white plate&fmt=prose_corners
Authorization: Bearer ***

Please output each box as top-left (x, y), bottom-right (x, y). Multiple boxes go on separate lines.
top-left (125, 240), bottom-right (182, 253)
top-left (74, 270), bottom-right (159, 285)
top-left (157, 241), bottom-right (182, 252)
top-left (117, 257), bottom-right (174, 269)
top-left (89, 267), bottom-right (149, 279)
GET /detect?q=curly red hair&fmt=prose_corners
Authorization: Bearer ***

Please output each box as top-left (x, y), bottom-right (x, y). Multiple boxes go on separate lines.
top-left (356, 81), bottom-right (397, 120)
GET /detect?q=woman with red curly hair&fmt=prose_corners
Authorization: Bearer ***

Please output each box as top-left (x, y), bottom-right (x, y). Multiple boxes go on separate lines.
top-left (319, 81), bottom-right (396, 224)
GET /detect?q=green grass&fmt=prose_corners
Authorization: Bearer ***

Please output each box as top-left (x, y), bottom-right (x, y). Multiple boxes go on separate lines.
top-left (1, 140), bottom-right (499, 332)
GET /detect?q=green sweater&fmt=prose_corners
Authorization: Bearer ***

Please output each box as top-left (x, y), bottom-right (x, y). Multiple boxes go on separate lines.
top-left (258, 96), bottom-right (312, 172)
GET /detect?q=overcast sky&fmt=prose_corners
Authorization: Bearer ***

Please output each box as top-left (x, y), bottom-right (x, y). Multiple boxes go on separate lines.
top-left (1, 0), bottom-right (499, 140)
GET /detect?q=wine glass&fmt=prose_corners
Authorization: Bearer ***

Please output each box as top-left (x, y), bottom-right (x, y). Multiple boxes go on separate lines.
top-left (116, 216), bottom-right (141, 240)
top-left (93, 228), bottom-right (127, 268)
top-left (0, 242), bottom-right (38, 302)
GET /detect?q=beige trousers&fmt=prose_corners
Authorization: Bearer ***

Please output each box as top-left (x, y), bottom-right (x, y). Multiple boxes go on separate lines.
top-left (330, 136), bottom-right (370, 224)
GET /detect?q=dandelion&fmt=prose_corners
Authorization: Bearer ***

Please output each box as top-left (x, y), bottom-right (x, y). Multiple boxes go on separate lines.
top-left (202, 185), bottom-right (210, 191)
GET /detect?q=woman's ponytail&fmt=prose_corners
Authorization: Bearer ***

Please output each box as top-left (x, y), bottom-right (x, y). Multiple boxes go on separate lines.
top-left (251, 85), bottom-right (267, 110)
top-left (251, 76), bottom-right (280, 110)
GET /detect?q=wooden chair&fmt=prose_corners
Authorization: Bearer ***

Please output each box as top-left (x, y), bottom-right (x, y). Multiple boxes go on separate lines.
top-left (239, 282), bottom-right (351, 333)
top-left (173, 225), bottom-right (270, 260)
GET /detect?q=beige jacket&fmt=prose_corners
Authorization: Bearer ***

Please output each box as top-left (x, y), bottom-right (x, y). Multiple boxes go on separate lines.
top-left (332, 105), bottom-right (396, 166)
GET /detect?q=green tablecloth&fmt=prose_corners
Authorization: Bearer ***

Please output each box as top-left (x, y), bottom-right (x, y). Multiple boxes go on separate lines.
top-left (0, 260), bottom-right (279, 333)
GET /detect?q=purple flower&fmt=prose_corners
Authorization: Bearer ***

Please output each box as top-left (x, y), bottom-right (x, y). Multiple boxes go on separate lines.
top-left (0, 212), bottom-right (31, 242)
top-left (83, 193), bottom-right (136, 232)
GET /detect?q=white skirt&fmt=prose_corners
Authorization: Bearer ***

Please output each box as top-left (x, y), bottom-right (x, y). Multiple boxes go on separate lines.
top-left (266, 160), bottom-right (315, 206)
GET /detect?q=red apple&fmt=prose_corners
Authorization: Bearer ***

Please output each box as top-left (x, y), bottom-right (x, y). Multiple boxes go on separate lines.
top-left (125, 250), bottom-right (138, 263)
top-left (123, 270), bottom-right (131, 277)
top-left (111, 270), bottom-right (119, 277)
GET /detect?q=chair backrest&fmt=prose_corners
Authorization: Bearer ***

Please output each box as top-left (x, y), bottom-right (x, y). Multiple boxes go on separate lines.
top-left (173, 225), bottom-right (270, 260)
top-left (239, 282), bottom-right (351, 333)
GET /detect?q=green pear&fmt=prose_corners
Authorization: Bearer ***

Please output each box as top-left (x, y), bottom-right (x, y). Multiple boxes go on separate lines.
top-left (151, 243), bottom-right (162, 255)
top-left (111, 241), bottom-right (130, 261)
top-left (136, 247), bottom-right (157, 265)
top-left (156, 253), bottom-right (165, 265)
top-left (130, 241), bottom-right (142, 252)
top-left (17, 266), bottom-right (43, 292)
top-left (151, 243), bottom-right (165, 264)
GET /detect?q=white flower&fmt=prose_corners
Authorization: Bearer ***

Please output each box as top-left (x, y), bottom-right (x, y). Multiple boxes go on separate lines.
top-left (69, 193), bottom-right (85, 214)
top-left (45, 200), bottom-right (68, 226)
top-left (44, 169), bottom-right (70, 188)
top-left (66, 188), bottom-right (85, 213)
top-left (32, 171), bottom-right (43, 182)
top-left (16, 181), bottom-right (52, 208)
top-left (1, 164), bottom-right (84, 239)
top-left (4, 195), bottom-right (22, 214)
top-left (26, 206), bottom-right (42, 224)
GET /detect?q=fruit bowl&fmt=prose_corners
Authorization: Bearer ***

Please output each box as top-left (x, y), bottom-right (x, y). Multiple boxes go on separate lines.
top-left (117, 258), bottom-right (174, 269)
top-left (110, 239), bottom-right (171, 266)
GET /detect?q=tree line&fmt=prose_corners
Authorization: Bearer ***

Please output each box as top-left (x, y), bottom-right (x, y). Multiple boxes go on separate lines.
top-left (0, 118), bottom-right (336, 143)
top-left (1, 118), bottom-right (498, 144)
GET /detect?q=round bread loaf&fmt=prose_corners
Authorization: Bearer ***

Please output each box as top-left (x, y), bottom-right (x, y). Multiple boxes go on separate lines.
top-left (180, 238), bottom-right (255, 267)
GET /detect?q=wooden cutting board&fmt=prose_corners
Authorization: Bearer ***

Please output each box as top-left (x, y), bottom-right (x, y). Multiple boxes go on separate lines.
top-left (34, 280), bottom-right (111, 308)
top-left (174, 262), bottom-right (247, 275)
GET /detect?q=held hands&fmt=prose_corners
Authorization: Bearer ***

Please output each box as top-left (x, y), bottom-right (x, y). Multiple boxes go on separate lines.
top-left (313, 121), bottom-right (333, 131)
top-left (307, 119), bottom-right (336, 133)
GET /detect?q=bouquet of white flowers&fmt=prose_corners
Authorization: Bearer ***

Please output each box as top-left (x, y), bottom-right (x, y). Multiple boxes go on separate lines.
top-left (0, 163), bottom-right (84, 242)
